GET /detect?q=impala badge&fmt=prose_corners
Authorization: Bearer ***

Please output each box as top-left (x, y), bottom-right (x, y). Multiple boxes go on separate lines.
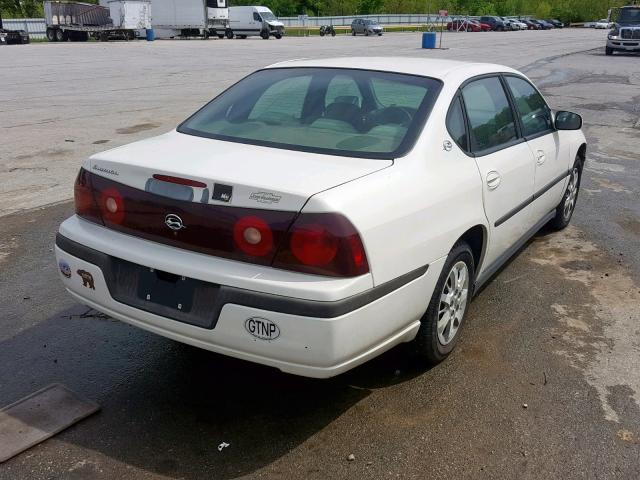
top-left (165, 214), bottom-right (185, 231)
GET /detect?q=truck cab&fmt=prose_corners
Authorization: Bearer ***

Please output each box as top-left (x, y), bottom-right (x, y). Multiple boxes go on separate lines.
top-left (606, 5), bottom-right (640, 55)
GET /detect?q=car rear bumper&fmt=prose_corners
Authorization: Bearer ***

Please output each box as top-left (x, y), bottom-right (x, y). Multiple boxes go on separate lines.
top-left (55, 216), bottom-right (444, 378)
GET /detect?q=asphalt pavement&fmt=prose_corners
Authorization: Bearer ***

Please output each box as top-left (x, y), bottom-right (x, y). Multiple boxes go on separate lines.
top-left (1, 29), bottom-right (639, 479)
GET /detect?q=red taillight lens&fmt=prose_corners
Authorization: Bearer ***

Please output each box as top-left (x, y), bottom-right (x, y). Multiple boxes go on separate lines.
top-left (74, 168), bottom-right (103, 224)
top-left (99, 187), bottom-right (125, 224)
top-left (273, 213), bottom-right (369, 277)
top-left (290, 224), bottom-right (338, 266)
top-left (233, 216), bottom-right (274, 256)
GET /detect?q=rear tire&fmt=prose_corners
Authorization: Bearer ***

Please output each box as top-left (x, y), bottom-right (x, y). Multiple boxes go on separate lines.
top-left (46, 28), bottom-right (57, 42)
top-left (548, 157), bottom-right (583, 230)
top-left (55, 28), bottom-right (66, 42)
top-left (225, 29), bottom-right (234, 39)
top-left (412, 242), bottom-right (475, 365)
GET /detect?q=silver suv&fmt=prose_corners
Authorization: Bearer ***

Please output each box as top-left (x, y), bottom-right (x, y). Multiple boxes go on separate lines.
top-left (351, 19), bottom-right (383, 36)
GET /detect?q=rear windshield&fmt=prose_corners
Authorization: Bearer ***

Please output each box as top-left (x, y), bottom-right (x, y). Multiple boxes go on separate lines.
top-left (178, 68), bottom-right (442, 159)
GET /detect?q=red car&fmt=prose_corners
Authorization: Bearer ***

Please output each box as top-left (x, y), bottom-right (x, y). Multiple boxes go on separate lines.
top-left (446, 19), bottom-right (490, 32)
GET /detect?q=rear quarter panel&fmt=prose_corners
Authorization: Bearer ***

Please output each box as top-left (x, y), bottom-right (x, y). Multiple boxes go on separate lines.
top-left (303, 100), bottom-right (488, 286)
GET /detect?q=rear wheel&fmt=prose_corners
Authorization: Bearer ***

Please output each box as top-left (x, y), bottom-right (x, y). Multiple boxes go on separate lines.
top-left (412, 242), bottom-right (474, 364)
top-left (55, 28), bottom-right (66, 42)
top-left (225, 29), bottom-right (234, 39)
top-left (46, 28), bottom-right (57, 42)
top-left (548, 157), bottom-right (582, 230)
top-left (331, 30), bottom-right (336, 37)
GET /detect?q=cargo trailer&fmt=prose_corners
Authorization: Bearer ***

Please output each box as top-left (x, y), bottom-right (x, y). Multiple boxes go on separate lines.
top-left (45, 0), bottom-right (151, 42)
top-left (144, 0), bottom-right (230, 39)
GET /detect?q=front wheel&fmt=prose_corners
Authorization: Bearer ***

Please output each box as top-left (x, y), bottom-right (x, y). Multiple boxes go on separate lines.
top-left (352, 29), bottom-right (356, 36)
top-left (605, 46), bottom-right (613, 55)
top-left (412, 242), bottom-right (474, 364)
top-left (225, 29), bottom-right (234, 39)
top-left (548, 158), bottom-right (582, 230)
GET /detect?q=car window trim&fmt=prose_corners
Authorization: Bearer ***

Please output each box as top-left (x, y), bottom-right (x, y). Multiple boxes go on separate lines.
top-left (176, 66), bottom-right (444, 160)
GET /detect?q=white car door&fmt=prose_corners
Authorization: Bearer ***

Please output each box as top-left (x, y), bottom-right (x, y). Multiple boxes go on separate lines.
top-left (504, 75), bottom-right (569, 223)
top-left (460, 76), bottom-right (536, 270)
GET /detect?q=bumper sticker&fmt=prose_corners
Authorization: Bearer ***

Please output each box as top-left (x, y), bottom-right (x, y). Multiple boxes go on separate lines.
top-left (77, 269), bottom-right (96, 290)
top-left (58, 260), bottom-right (72, 278)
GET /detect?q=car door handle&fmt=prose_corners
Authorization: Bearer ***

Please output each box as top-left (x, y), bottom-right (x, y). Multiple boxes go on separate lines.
top-left (536, 150), bottom-right (546, 165)
top-left (486, 171), bottom-right (501, 190)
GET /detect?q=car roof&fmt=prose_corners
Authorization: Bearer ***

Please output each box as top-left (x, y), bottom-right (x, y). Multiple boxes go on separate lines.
top-left (266, 57), bottom-right (520, 82)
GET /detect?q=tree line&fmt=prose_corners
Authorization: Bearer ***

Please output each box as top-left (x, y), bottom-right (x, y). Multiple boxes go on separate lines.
top-left (0, 0), bottom-right (630, 22)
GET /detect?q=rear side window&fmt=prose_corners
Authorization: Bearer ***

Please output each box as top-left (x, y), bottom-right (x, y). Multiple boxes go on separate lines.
top-left (504, 76), bottom-right (553, 137)
top-left (461, 77), bottom-right (517, 153)
top-left (446, 96), bottom-right (468, 151)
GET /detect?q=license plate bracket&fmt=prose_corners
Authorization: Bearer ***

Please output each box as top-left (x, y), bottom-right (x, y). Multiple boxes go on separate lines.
top-left (137, 268), bottom-right (195, 313)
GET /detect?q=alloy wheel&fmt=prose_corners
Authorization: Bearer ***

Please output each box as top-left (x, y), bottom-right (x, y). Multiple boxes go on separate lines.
top-left (563, 167), bottom-right (579, 220)
top-left (437, 261), bottom-right (469, 345)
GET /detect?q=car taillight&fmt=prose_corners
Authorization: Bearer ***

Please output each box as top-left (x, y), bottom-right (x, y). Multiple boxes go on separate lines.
top-left (273, 213), bottom-right (369, 277)
top-left (74, 168), bottom-right (103, 224)
top-left (99, 187), bottom-right (125, 224)
top-left (233, 216), bottom-right (274, 256)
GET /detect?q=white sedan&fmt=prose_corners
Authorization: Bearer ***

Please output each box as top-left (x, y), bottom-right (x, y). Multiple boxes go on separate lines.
top-left (55, 58), bottom-right (586, 378)
top-left (594, 19), bottom-right (613, 29)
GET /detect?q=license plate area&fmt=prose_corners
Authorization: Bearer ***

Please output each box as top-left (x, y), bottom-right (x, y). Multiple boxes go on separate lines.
top-left (137, 268), bottom-right (195, 313)
top-left (106, 257), bottom-right (220, 329)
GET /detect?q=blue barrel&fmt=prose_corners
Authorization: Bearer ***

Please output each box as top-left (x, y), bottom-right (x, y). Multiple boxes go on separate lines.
top-left (146, 28), bottom-right (155, 41)
top-left (422, 32), bottom-right (436, 49)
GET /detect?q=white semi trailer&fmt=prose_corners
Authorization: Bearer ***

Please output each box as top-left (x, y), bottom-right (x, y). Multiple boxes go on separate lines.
top-left (146, 0), bottom-right (230, 39)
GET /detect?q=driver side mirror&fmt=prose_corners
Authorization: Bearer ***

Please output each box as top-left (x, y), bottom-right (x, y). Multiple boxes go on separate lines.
top-left (555, 111), bottom-right (582, 130)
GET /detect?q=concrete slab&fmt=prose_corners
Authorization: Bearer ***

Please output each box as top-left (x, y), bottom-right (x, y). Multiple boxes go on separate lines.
top-left (0, 384), bottom-right (99, 463)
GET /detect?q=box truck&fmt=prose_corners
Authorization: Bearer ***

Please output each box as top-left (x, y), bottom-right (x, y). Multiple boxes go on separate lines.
top-left (228, 6), bottom-right (284, 39)
top-left (45, 0), bottom-right (150, 42)
top-left (144, 0), bottom-right (230, 39)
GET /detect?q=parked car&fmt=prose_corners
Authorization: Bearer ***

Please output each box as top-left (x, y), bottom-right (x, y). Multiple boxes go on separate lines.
top-left (479, 15), bottom-right (506, 31)
top-left (470, 20), bottom-right (492, 31)
top-left (0, 13), bottom-right (30, 44)
top-left (594, 18), bottom-right (613, 29)
top-left (530, 19), bottom-right (553, 30)
top-left (351, 18), bottom-right (383, 36)
top-left (446, 19), bottom-right (483, 32)
top-left (228, 6), bottom-right (284, 39)
top-left (499, 17), bottom-right (523, 30)
top-left (55, 57), bottom-right (587, 378)
top-left (522, 19), bottom-right (541, 30)
top-left (506, 18), bottom-right (528, 30)
top-left (547, 19), bottom-right (564, 28)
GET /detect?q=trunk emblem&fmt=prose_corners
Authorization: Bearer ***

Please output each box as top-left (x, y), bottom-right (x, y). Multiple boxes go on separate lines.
top-left (165, 214), bottom-right (186, 231)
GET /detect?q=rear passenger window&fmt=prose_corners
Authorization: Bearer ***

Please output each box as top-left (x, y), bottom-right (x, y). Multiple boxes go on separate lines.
top-left (505, 76), bottom-right (553, 137)
top-left (446, 96), bottom-right (468, 151)
top-left (461, 77), bottom-right (518, 153)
